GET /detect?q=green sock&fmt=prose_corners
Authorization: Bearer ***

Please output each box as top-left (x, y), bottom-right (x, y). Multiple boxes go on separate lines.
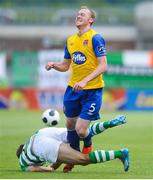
top-left (90, 122), bottom-right (105, 136)
top-left (89, 150), bottom-right (122, 163)
top-left (114, 150), bottom-right (122, 158)
top-left (90, 121), bottom-right (110, 136)
top-left (103, 121), bottom-right (110, 129)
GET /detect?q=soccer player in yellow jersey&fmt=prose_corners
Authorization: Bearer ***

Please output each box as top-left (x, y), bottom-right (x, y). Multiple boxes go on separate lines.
top-left (45, 6), bottom-right (107, 172)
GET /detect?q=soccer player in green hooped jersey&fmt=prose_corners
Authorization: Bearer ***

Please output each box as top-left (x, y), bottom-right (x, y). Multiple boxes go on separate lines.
top-left (45, 5), bottom-right (107, 172)
top-left (16, 115), bottom-right (129, 172)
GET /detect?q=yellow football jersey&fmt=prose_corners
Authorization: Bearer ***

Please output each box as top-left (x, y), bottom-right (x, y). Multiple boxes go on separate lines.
top-left (64, 29), bottom-right (106, 89)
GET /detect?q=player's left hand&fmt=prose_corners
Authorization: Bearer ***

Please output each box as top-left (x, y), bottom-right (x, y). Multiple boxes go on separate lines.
top-left (73, 80), bottom-right (87, 91)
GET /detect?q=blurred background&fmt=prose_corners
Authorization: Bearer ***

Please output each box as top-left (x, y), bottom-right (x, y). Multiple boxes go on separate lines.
top-left (0, 0), bottom-right (153, 111)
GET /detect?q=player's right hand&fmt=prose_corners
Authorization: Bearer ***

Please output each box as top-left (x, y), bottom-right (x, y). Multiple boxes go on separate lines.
top-left (45, 62), bottom-right (54, 71)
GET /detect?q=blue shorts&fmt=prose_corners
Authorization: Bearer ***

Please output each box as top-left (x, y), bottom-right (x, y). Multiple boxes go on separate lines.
top-left (63, 86), bottom-right (103, 121)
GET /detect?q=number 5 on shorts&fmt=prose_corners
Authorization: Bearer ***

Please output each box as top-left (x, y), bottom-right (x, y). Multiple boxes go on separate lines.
top-left (89, 103), bottom-right (96, 113)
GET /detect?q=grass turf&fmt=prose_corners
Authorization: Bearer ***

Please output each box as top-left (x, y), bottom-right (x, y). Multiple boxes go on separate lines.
top-left (0, 109), bottom-right (153, 179)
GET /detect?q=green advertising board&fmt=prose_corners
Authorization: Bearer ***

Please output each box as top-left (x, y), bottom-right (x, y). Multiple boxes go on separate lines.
top-left (11, 51), bottom-right (38, 87)
top-left (104, 52), bottom-right (153, 88)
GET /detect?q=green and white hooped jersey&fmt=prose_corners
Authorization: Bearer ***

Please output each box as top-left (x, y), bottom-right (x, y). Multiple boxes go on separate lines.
top-left (19, 133), bottom-right (44, 171)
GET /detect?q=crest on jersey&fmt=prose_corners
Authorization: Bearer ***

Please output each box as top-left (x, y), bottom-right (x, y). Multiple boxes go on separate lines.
top-left (97, 45), bottom-right (105, 53)
top-left (83, 40), bottom-right (88, 46)
top-left (72, 52), bottom-right (86, 64)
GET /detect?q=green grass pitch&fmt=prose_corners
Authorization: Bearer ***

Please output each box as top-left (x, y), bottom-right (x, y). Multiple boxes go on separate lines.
top-left (0, 109), bottom-right (153, 179)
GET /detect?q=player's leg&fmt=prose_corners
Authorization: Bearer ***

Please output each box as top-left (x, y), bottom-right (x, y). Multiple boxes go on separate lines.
top-left (75, 118), bottom-right (92, 154)
top-left (90, 115), bottom-right (127, 137)
top-left (63, 119), bottom-right (91, 173)
top-left (58, 143), bottom-right (90, 165)
top-left (89, 148), bottom-right (129, 172)
top-left (58, 144), bottom-right (129, 172)
top-left (63, 86), bottom-right (82, 172)
top-left (63, 118), bottom-right (79, 173)
top-left (66, 117), bottom-right (80, 151)
top-left (64, 117), bottom-right (80, 172)
top-left (78, 88), bottom-right (103, 154)
top-left (78, 115), bottom-right (126, 156)
top-left (63, 86), bottom-right (81, 151)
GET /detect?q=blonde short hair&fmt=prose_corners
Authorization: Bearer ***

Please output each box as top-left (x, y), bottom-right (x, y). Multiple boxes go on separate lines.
top-left (80, 6), bottom-right (96, 20)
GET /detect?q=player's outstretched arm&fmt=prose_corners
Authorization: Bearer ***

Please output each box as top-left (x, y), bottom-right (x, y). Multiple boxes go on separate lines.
top-left (45, 59), bottom-right (71, 72)
top-left (27, 165), bottom-right (54, 172)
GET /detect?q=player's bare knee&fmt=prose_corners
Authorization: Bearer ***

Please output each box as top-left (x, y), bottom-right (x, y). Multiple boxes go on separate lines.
top-left (76, 128), bottom-right (86, 138)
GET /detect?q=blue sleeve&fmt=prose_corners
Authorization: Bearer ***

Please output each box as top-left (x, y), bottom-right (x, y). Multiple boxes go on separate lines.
top-left (92, 34), bottom-right (107, 57)
top-left (64, 44), bottom-right (71, 59)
